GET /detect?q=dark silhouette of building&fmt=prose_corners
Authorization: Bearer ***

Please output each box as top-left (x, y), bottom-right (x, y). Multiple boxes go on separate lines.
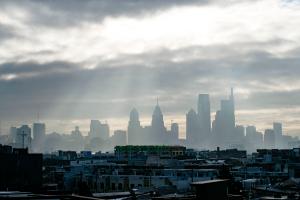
top-left (0, 144), bottom-right (42, 192)
top-left (191, 179), bottom-right (229, 200)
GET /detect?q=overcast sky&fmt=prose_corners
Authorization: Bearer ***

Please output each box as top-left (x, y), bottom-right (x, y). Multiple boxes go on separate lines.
top-left (0, 0), bottom-right (300, 136)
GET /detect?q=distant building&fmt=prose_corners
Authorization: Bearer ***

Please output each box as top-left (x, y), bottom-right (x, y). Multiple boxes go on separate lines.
top-left (32, 123), bottom-right (46, 153)
top-left (264, 129), bottom-right (275, 149)
top-left (186, 109), bottom-right (200, 148)
top-left (89, 120), bottom-right (110, 140)
top-left (233, 125), bottom-right (245, 149)
top-left (245, 126), bottom-right (258, 152)
top-left (71, 126), bottom-right (82, 137)
top-left (127, 108), bottom-right (142, 145)
top-left (197, 94), bottom-right (211, 147)
top-left (246, 126), bottom-right (256, 139)
top-left (112, 130), bottom-right (127, 146)
top-left (151, 102), bottom-right (167, 145)
top-left (9, 126), bottom-right (17, 144)
top-left (273, 122), bottom-right (283, 148)
top-left (212, 88), bottom-right (236, 148)
top-left (170, 122), bottom-right (179, 145)
top-left (15, 125), bottom-right (32, 150)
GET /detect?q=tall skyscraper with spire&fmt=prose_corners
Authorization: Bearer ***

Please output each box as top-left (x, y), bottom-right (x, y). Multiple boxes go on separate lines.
top-left (151, 100), bottom-right (166, 144)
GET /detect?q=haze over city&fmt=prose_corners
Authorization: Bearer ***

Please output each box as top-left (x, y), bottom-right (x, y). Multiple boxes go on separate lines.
top-left (1, 0), bottom-right (300, 137)
top-left (3, 1), bottom-right (300, 199)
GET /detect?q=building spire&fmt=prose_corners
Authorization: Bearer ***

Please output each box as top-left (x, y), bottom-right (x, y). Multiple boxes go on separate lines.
top-left (156, 97), bottom-right (159, 106)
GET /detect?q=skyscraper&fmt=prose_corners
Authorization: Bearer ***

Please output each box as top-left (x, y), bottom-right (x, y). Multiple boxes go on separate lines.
top-left (246, 126), bottom-right (256, 140)
top-left (89, 120), bottom-right (102, 138)
top-left (16, 125), bottom-right (32, 150)
top-left (245, 125), bottom-right (257, 152)
top-left (128, 108), bottom-right (142, 145)
top-left (151, 102), bottom-right (166, 144)
top-left (212, 88), bottom-right (236, 148)
top-left (186, 109), bottom-right (201, 148)
top-left (9, 127), bottom-right (17, 144)
top-left (112, 130), bottom-right (127, 146)
top-left (264, 129), bottom-right (275, 149)
top-left (197, 94), bottom-right (211, 145)
top-left (273, 122), bottom-right (283, 148)
top-left (89, 120), bottom-right (110, 140)
top-left (32, 123), bottom-right (46, 153)
top-left (170, 122), bottom-right (179, 145)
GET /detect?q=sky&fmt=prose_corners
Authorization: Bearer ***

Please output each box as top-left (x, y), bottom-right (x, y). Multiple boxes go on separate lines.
top-left (0, 0), bottom-right (300, 137)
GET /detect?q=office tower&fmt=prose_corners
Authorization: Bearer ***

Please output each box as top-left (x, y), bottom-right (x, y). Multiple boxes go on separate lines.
top-left (212, 88), bottom-right (236, 148)
top-left (246, 126), bottom-right (256, 139)
top-left (255, 131), bottom-right (264, 149)
top-left (231, 125), bottom-right (245, 150)
top-left (72, 126), bottom-right (82, 137)
top-left (151, 102), bottom-right (166, 144)
top-left (273, 122), bottom-right (283, 148)
top-left (245, 126), bottom-right (257, 152)
top-left (186, 109), bottom-right (201, 148)
top-left (235, 125), bottom-right (245, 140)
top-left (264, 129), bottom-right (275, 149)
top-left (197, 94), bottom-right (211, 144)
top-left (16, 125), bottom-right (32, 150)
top-left (9, 127), bottom-right (17, 143)
top-left (171, 122), bottom-right (179, 145)
top-left (33, 123), bottom-right (46, 140)
top-left (89, 120), bottom-right (102, 138)
top-left (128, 108), bottom-right (142, 145)
top-left (112, 130), bottom-right (127, 146)
top-left (89, 120), bottom-right (110, 140)
top-left (32, 123), bottom-right (46, 153)
top-left (100, 123), bottom-right (110, 140)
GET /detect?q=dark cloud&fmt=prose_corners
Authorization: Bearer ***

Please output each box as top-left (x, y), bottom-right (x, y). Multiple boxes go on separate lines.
top-left (0, 46), bottom-right (300, 121)
top-left (0, 61), bottom-right (80, 75)
top-left (0, 23), bottom-right (17, 43)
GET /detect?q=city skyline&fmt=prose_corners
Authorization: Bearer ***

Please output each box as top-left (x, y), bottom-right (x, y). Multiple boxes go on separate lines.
top-left (4, 88), bottom-right (296, 153)
top-left (2, 1), bottom-right (300, 199)
top-left (0, 89), bottom-right (296, 138)
top-left (1, 0), bottom-right (300, 136)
